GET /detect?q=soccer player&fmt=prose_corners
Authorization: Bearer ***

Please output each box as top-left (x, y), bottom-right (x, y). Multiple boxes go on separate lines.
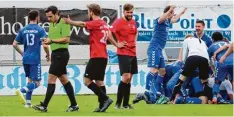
top-left (207, 32), bottom-right (233, 103)
top-left (189, 77), bottom-right (232, 104)
top-left (108, 3), bottom-right (138, 109)
top-left (194, 20), bottom-right (212, 47)
top-left (13, 10), bottom-right (49, 108)
top-left (171, 35), bottom-right (210, 102)
top-left (133, 61), bottom-right (184, 105)
top-left (32, 6), bottom-right (78, 112)
top-left (146, 6), bottom-right (187, 96)
top-left (63, 4), bottom-right (124, 112)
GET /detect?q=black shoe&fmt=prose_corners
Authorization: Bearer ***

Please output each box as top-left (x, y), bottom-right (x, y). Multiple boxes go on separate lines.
top-left (93, 108), bottom-right (101, 112)
top-left (66, 105), bottom-right (79, 112)
top-left (32, 102), bottom-right (48, 112)
top-left (122, 104), bottom-right (134, 109)
top-left (100, 98), bottom-right (113, 112)
top-left (93, 103), bottom-right (103, 112)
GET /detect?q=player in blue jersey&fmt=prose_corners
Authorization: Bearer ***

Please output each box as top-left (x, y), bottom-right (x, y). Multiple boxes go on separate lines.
top-left (163, 61), bottom-right (184, 97)
top-left (12, 10), bottom-right (50, 107)
top-left (194, 20), bottom-right (212, 47)
top-left (133, 61), bottom-right (184, 104)
top-left (146, 5), bottom-right (187, 95)
top-left (169, 73), bottom-right (213, 104)
top-left (208, 32), bottom-right (233, 103)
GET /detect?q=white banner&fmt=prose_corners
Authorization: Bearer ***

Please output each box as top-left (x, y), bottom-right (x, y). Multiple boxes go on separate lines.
top-left (0, 65), bottom-right (149, 95)
top-left (133, 6), bottom-right (233, 41)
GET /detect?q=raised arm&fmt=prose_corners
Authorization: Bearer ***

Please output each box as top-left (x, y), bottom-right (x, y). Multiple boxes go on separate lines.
top-left (171, 8), bottom-right (187, 23)
top-left (63, 15), bottom-right (86, 27)
top-left (158, 5), bottom-right (175, 24)
top-left (212, 44), bottom-right (230, 61)
top-left (219, 42), bottom-right (233, 63)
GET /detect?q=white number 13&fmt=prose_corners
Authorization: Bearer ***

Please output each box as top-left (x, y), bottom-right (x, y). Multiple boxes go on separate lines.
top-left (26, 34), bottom-right (35, 46)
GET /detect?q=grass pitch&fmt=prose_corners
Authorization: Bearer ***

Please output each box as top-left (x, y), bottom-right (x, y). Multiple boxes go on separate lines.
top-left (0, 95), bottom-right (233, 116)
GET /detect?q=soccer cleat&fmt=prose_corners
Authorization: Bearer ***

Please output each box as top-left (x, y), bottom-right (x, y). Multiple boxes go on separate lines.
top-left (24, 103), bottom-right (32, 108)
top-left (100, 98), bottom-right (113, 112)
top-left (15, 89), bottom-right (26, 105)
top-left (66, 105), bottom-right (79, 112)
top-left (93, 108), bottom-right (101, 112)
top-left (161, 96), bottom-right (170, 104)
top-left (132, 93), bottom-right (145, 104)
top-left (217, 97), bottom-right (230, 104)
top-left (32, 102), bottom-right (48, 112)
top-left (122, 104), bottom-right (134, 109)
top-left (156, 94), bottom-right (170, 104)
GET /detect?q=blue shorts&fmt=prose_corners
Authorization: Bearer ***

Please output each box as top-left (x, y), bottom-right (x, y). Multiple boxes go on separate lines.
top-left (147, 48), bottom-right (165, 68)
top-left (191, 77), bottom-right (204, 94)
top-left (215, 62), bottom-right (233, 82)
top-left (23, 64), bottom-right (41, 81)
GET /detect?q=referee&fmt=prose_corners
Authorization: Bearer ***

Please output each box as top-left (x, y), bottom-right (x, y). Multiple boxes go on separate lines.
top-left (171, 35), bottom-right (210, 102)
top-left (32, 5), bottom-right (78, 112)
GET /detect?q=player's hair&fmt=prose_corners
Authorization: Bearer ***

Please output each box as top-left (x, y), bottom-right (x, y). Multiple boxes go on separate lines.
top-left (123, 3), bottom-right (134, 11)
top-left (212, 32), bottom-right (223, 42)
top-left (45, 5), bottom-right (60, 15)
top-left (184, 34), bottom-right (194, 39)
top-left (223, 37), bottom-right (230, 43)
top-left (28, 10), bottom-right (39, 21)
top-left (164, 6), bottom-right (171, 13)
top-left (87, 3), bottom-right (101, 16)
top-left (196, 20), bottom-right (205, 26)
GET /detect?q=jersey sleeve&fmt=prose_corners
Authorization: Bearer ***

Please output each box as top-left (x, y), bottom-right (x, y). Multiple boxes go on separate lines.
top-left (40, 28), bottom-right (47, 38)
top-left (61, 20), bottom-right (71, 37)
top-left (15, 30), bottom-right (23, 43)
top-left (207, 47), bottom-right (213, 58)
top-left (109, 20), bottom-right (119, 33)
top-left (206, 35), bottom-right (212, 47)
top-left (85, 21), bottom-right (95, 30)
top-left (182, 39), bottom-right (189, 62)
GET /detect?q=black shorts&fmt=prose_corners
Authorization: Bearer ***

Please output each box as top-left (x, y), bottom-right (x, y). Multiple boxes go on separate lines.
top-left (84, 58), bottom-right (107, 81)
top-left (118, 55), bottom-right (138, 76)
top-left (182, 56), bottom-right (209, 80)
top-left (49, 49), bottom-right (69, 77)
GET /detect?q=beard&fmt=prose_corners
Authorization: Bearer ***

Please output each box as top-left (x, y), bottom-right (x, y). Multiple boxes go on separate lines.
top-left (125, 15), bottom-right (132, 21)
top-left (89, 17), bottom-right (93, 21)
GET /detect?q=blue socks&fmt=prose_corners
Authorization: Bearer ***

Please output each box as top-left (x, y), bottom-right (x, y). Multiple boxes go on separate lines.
top-left (20, 82), bottom-right (39, 104)
top-left (155, 75), bottom-right (164, 94)
top-left (184, 97), bottom-right (202, 104)
top-left (145, 72), bottom-right (157, 91)
top-left (175, 96), bottom-right (202, 104)
top-left (20, 82), bottom-right (38, 93)
top-left (213, 82), bottom-right (221, 97)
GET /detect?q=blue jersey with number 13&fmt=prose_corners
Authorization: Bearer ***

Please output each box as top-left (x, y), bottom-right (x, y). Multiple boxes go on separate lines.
top-left (15, 24), bottom-right (47, 64)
